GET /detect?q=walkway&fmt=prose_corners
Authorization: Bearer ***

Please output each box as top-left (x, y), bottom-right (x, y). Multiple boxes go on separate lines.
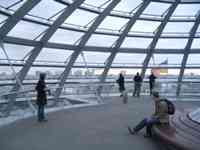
top-left (0, 96), bottom-right (199, 150)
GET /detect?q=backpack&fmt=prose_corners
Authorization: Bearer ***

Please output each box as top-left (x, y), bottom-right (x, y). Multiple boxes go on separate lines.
top-left (160, 99), bottom-right (175, 115)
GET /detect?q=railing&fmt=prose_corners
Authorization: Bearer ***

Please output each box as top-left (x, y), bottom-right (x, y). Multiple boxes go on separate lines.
top-left (1, 79), bottom-right (200, 100)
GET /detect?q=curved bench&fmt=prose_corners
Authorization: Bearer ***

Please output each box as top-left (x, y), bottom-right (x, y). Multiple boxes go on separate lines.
top-left (152, 111), bottom-right (200, 150)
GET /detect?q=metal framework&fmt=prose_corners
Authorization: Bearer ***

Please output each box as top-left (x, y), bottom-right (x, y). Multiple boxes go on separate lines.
top-left (54, 0), bottom-right (121, 99)
top-left (99, 0), bottom-right (151, 84)
top-left (141, 0), bottom-right (180, 79)
top-left (0, 0), bottom-right (199, 104)
top-left (3, 0), bottom-right (86, 110)
top-left (176, 11), bottom-right (200, 96)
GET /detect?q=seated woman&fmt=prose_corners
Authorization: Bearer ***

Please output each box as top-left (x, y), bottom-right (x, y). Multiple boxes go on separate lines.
top-left (128, 91), bottom-right (169, 137)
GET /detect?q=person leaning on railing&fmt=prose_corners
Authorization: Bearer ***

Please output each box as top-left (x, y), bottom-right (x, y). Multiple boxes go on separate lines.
top-left (128, 91), bottom-right (171, 137)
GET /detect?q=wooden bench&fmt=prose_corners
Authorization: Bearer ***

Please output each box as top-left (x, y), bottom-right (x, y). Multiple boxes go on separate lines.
top-left (152, 111), bottom-right (200, 150)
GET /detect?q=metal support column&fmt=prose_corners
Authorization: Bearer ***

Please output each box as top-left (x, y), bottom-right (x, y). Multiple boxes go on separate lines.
top-left (8, 0), bottom-right (86, 108)
top-left (99, 0), bottom-right (151, 84)
top-left (141, 0), bottom-right (180, 80)
top-left (54, 0), bottom-right (121, 100)
top-left (0, 0), bottom-right (41, 39)
top-left (176, 11), bottom-right (200, 96)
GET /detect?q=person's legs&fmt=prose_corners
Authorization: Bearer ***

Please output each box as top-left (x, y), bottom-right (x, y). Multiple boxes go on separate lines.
top-left (128, 118), bottom-right (148, 134)
top-left (136, 84), bottom-right (141, 97)
top-left (37, 105), bottom-right (42, 122)
top-left (149, 83), bottom-right (153, 95)
top-left (145, 117), bottom-right (160, 137)
top-left (40, 104), bottom-right (45, 120)
top-left (133, 84), bottom-right (137, 96)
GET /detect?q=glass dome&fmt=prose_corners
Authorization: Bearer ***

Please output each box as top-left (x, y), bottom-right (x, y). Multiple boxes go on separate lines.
top-left (0, 0), bottom-right (200, 99)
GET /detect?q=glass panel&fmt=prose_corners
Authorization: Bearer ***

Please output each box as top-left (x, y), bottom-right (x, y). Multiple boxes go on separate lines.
top-left (64, 9), bottom-right (98, 27)
top-left (0, 14), bottom-right (8, 27)
top-left (162, 22), bottom-right (194, 33)
top-left (149, 54), bottom-right (183, 66)
top-left (191, 39), bottom-right (200, 49)
top-left (75, 51), bottom-right (110, 64)
top-left (114, 0), bottom-right (142, 12)
top-left (143, 2), bottom-right (171, 16)
top-left (186, 54), bottom-right (200, 66)
top-left (0, 43), bottom-right (33, 60)
top-left (36, 48), bottom-right (73, 62)
top-left (173, 4), bottom-right (200, 16)
top-left (130, 20), bottom-right (161, 33)
top-left (49, 29), bottom-right (84, 44)
top-left (27, 67), bottom-right (64, 80)
top-left (156, 38), bottom-right (188, 49)
top-left (107, 68), bottom-right (141, 82)
top-left (112, 53), bottom-right (146, 65)
top-left (121, 37), bottom-right (153, 48)
top-left (7, 21), bottom-right (48, 40)
top-left (0, 0), bottom-right (26, 11)
top-left (29, 0), bottom-right (66, 19)
top-left (98, 16), bottom-right (129, 31)
top-left (82, 0), bottom-right (111, 9)
top-left (0, 66), bottom-right (22, 79)
top-left (86, 34), bottom-right (118, 47)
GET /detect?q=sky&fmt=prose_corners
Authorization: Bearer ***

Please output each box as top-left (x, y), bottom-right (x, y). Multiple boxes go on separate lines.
top-left (0, 0), bottom-right (200, 75)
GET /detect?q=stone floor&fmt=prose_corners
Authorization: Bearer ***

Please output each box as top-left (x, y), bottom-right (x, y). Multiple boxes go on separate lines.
top-left (0, 95), bottom-right (199, 150)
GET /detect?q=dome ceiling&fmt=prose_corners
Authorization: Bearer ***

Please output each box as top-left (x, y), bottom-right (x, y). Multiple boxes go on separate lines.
top-left (0, 0), bottom-right (200, 97)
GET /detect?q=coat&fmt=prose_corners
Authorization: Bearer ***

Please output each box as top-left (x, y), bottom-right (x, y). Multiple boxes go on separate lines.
top-left (116, 76), bottom-right (125, 92)
top-left (35, 80), bottom-right (47, 105)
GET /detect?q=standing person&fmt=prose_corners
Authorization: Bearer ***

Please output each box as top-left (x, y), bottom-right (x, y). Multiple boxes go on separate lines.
top-left (149, 71), bottom-right (156, 95)
top-left (128, 91), bottom-right (170, 137)
top-left (35, 73), bottom-right (48, 122)
top-left (133, 72), bottom-right (142, 97)
top-left (116, 73), bottom-right (125, 97)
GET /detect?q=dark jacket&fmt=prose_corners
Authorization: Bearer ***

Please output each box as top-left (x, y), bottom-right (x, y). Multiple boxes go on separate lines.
top-left (116, 75), bottom-right (125, 92)
top-left (149, 74), bottom-right (156, 83)
top-left (134, 75), bottom-right (142, 83)
top-left (35, 80), bottom-right (47, 105)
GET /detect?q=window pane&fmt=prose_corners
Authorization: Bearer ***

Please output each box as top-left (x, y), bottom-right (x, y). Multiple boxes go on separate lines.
top-left (114, 0), bottom-right (142, 12)
top-left (29, 0), bottom-right (66, 19)
top-left (121, 37), bottom-right (153, 48)
top-left (0, 44), bottom-right (33, 60)
top-left (49, 29), bottom-right (84, 44)
top-left (149, 54), bottom-right (183, 66)
top-left (27, 67), bottom-right (64, 79)
top-left (86, 34), bottom-right (118, 47)
top-left (191, 39), bottom-right (200, 49)
top-left (130, 20), bottom-right (161, 33)
top-left (64, 9), bottom-right (98, 27)
top-left (187, 54), bottom-right (200, 66)
top-left (36, 48), bottom-right (73, 62)
top-left (173, 4), bottom-right (200, 16)
top-left (163, 22), bottom-right (194, 33)
top-left (143, 2), bottom-right (171, 16)
top-left (113, 53), bottom-right (146, 65)
top-left (82, 0), bottom-right (111, 8)
top-left (75, 51), bottom-right (110, 64)
top-left (0, 0), bottom-right (26, 11)
top-left (156, 39), bottom-right (188, 49)
top-left (0, 14), bottom-right (8, 27)
top-left (98, 16), bottom-right (129, 31)
top-left (8, 21), bottom-right (48, 40)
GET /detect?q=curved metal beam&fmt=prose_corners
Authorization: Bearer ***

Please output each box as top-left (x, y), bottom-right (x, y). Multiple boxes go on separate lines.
top-left (54, 0), bottom-right (122, 99)
top-left (140, 0), bottom-right (180, 79)
top-left (0, 0), bottom-right (41, 39)
top-left (176, 12), bottom-right (200, 96)
top-left (98, 0), bottom-right (151, 84)
top-left (9, 0), bottom-right (86, 101)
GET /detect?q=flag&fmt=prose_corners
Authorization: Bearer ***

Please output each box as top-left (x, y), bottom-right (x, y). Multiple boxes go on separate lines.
top-left (151, 58), bottom-right (168, 76)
